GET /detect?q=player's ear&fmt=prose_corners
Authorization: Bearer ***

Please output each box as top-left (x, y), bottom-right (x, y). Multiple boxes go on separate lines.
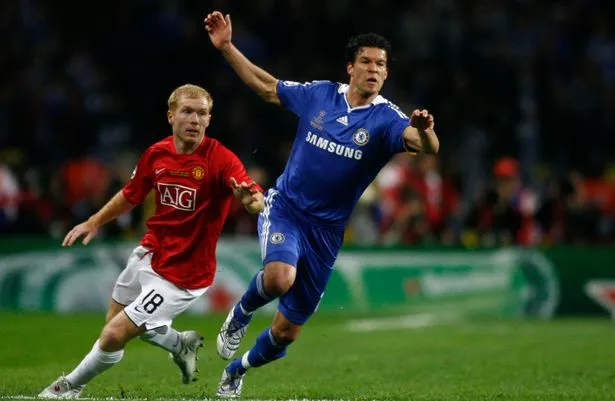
top-left (167, 110), bottom-right (173, 125)
top-left (346, 62), bottom-right (353, 78)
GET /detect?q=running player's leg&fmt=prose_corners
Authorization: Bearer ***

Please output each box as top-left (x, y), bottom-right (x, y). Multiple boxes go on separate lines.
top-left (126, 265), bottom-right (207, 384)
top-left (112, 247), bottom-right (204, 382)
top-left (39, 249), bottom-right (206, 398)
top-left (38, 301), bottom-right (143, 399)
top-left (217, 311), bottom-right (300, 397)
top-left (217, 189), bottom-right (300, 359)
top-left (218, 222), bottom-right (343, 398)
top-left (217, 263), bottom-right (327, 398)
top-left (39, 246), bottom-right (146, 399)
top-left (66, 265), bottom-right (206, 388)
top-left (221, 261), bottom-right (331, 376)
top-left (217, 263), bottom-right (297, 359)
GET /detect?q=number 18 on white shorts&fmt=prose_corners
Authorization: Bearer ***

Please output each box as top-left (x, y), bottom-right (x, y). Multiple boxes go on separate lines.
top-left (112, 246), bottom-right (208, 330)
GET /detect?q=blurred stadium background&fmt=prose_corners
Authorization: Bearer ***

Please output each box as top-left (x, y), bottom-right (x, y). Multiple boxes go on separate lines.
top-left (2, 1), bottom-right (615, 400)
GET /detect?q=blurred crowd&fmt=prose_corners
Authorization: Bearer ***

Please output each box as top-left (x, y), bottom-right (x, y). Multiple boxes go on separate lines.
top-left (1, 0), bottom-right (615, 246)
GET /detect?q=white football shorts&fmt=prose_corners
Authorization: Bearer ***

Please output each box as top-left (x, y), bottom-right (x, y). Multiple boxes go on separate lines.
top-left (112, 246), bottom-right (208, 330)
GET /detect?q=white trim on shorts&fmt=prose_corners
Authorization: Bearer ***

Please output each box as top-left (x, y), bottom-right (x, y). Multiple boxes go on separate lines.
top-left (259, 189), bottom-right (279, 260)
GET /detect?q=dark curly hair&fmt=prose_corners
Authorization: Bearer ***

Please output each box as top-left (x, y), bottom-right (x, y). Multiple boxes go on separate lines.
top-left (345, 33), bottom-right (392, 66)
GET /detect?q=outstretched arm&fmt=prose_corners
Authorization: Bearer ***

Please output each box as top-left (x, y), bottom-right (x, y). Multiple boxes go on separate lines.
top-left (62, 191), bottom-right (136, 246)
top-left (205, 11), bottom-right (280, 105)
top-left (403, 109), bottom-right (440, 154)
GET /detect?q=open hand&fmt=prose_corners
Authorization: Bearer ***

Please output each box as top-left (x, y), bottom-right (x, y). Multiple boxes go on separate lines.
top-left (204, 11), bottom-right (232, 50)
top-left (62, 220), bottom-right (99, 247)
top-left (410, 109), bottom-right (435, 131)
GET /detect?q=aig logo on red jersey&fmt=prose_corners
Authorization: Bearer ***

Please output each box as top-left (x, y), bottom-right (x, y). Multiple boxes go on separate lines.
top-left (157, 183), bottom-right (197, 211)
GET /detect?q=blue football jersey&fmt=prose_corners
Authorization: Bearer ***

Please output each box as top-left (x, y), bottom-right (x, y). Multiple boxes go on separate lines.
top-left (275, 80), bottom-right (411, 225)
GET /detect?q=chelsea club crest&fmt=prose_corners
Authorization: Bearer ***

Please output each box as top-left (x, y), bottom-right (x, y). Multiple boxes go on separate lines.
top-left (270, 232), bottom-right (285, 244)
top-left (353, 128), bottom-right (370, 146)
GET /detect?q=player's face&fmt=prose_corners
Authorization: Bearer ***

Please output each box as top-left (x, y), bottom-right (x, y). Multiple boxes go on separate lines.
top-left (168, 96), bottom-right (211, 145)
top-left (347, 47), bottom-right (388, 97)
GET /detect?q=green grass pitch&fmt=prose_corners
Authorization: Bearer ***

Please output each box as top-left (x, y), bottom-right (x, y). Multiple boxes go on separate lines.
top-left (0, 311), bottom-right (614, 400)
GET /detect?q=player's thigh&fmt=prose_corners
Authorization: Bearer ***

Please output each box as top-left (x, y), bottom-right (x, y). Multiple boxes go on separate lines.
top-left (258, 190), bottom-right (301, 269)
top-left (106, 299), bottom-right (126, 323)
top-left (123, 268), bottom-right (207, 331)
top-left (278, 223), bottom-right (343, 325)
top-left (112, 246), bottom-right (151, 307)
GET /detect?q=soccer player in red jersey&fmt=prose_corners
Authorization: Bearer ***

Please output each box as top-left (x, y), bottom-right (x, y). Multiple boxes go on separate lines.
top-left (39, 84), bottom-right (265, 399)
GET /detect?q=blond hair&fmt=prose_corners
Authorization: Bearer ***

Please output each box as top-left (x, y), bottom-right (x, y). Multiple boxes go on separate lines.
top-left (167, 84), bottom-right (213, 112)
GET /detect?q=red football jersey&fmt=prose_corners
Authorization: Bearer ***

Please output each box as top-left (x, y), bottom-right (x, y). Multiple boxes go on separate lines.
top-left (122, 136), bottom-right (261, 289)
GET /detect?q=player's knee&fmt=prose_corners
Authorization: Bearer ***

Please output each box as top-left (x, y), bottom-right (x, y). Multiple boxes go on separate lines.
top-left (267, 277), bottom-right (293, 297)
top-left (99, 326), bottom-right (128, 352)
top-left (264, 262), bottom-right (296, 296)
top-left (271, 325), bottom-right (300, 346)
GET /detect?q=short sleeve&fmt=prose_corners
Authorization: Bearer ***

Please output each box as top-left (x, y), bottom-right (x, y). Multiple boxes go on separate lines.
top-left (122, 149), bottom-right (153, 204)
top-left (276, 80), bottom-right (330, 117)
top-left (382, 103), bottom-right (416, 155)
top-left (219, 147), bottom-right (264, 194)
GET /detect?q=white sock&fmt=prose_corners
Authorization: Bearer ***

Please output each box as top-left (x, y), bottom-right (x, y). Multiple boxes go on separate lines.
top-left (241, 351), bottom-right (252, 369)
top-left (140, 326), bottom-right (183, 354)
top-left (65, 340), bottom-right (124, 386)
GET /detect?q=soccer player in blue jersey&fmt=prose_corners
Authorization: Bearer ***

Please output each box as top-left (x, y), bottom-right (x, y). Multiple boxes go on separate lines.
top-left (205, 11), bottom-right (440, 397)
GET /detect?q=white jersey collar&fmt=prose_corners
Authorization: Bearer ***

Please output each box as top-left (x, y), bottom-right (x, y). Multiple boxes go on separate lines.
top-left (338, 83), bottom-right (387, 113)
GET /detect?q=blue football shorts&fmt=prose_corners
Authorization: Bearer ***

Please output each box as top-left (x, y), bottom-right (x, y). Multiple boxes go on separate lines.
top-left (257, 189), bottom-right (344, 324)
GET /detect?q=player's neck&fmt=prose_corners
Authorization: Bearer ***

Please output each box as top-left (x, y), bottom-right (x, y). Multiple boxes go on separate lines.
top-left (174, 135), bottom-right (204, 154)
top-left (346, 87), bottom-right (378, 108)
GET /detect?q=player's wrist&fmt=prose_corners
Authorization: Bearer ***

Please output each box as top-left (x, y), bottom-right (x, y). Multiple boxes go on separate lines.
top-left (87, 216), bottom-right (102, 229)
top-left (218, 41), bottom-right (232, 53)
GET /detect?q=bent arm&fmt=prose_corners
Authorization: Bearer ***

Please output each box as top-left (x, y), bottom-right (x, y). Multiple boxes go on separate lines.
top-left (88, 190), bottom-right (136, 228)
top-left (403, 126), bottom-right (440, 154)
